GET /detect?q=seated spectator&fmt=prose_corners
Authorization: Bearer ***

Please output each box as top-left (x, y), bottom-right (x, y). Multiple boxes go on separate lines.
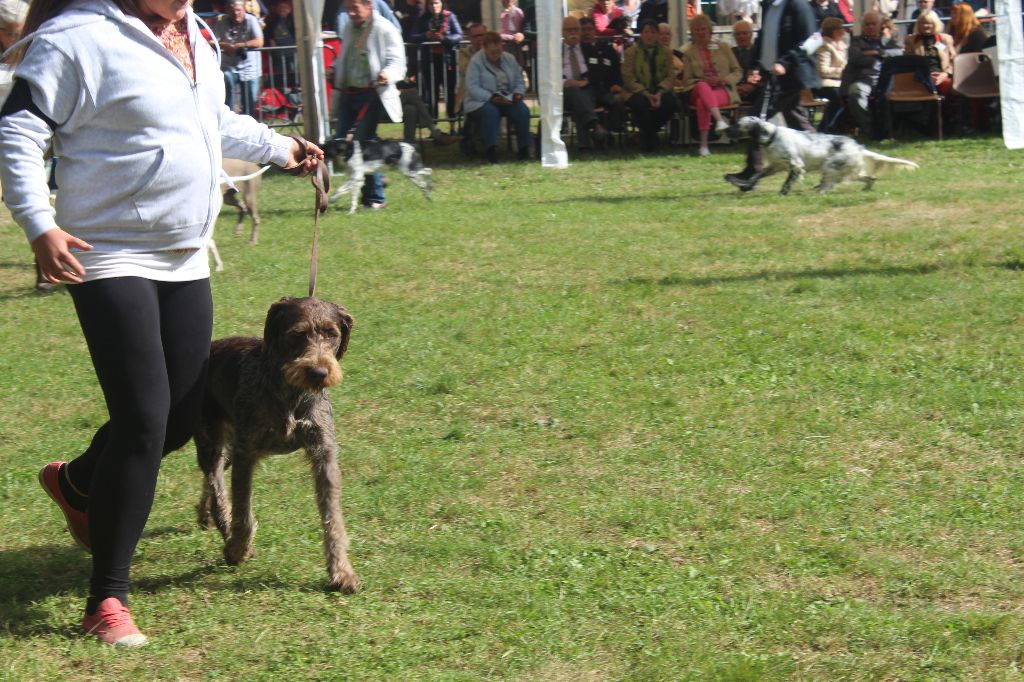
top-left (562, 16), bottom-right (610, 157)
top-left (815, 16), bottom-right (848, 131)
top-left (592, 0), bottom-right (626, 36)
top-left (658, 22), bottom-right (684, 91)
top-left (398, 75), bottom-right (462, 145)
top-left (455, 22), bottom-right (487, 115)
top-left (580, 16), bottom-right (627, 131)
top-left (840, 11), bottom-right (903, 136)
top-left (410, 0), bottom-right (463, 118)
top-left (904, 10), bottom-right (954, 96)
top-left (949, 2), bottom-right (987, 53)
top-left (215, 0), bottom-right (264, 117)
top-left (464, 31), bottom-right (533, 163)
top-left (677, 14), bottom-right (740, 156)
top-left (622, 19), bottom-right (680, 152)
top-left (731, 19), bottom-right (760, 103)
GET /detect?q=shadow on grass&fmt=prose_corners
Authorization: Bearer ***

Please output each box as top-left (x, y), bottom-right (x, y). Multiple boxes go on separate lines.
top-left (0, 543), bottom-right (89, 636)
top-left (618, 262), bottom-right (942, 288)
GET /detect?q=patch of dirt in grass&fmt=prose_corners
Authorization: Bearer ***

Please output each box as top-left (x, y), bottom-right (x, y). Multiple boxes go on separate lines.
top-left (515, 657), bottom-right (623, 681)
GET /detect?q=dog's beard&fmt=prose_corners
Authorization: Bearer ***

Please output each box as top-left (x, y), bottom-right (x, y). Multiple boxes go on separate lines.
top-left (282, 355), bottom-right (344, 391)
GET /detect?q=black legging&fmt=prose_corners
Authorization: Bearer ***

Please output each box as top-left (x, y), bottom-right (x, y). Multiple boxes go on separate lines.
top-left (65, 277), bottom-right (213, 606)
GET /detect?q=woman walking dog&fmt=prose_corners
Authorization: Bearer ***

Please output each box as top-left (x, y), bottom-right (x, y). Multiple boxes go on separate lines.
top-left (0, 0), bottom-right (322, 647)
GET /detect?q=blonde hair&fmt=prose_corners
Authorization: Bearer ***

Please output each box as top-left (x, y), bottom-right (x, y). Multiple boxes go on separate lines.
top-left (689, 13), bottom-right (712, 33)
top-left (915, 10), bottom-right (944, 35)
top-left (0, 0), bottom-right (26, 29)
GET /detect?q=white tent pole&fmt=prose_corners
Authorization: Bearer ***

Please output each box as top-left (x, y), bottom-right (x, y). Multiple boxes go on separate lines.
top-left (538, 0), bottom-right (568, 167)
top-left (293, 0), bottom-right (331, 148)
top-left (482, 0), bottom-right (501, 31)
top-left (996, 0), bottom-right (1024, 148)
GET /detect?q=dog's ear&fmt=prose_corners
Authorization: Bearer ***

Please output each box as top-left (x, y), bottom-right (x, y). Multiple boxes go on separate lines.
top-left (263, 297), bottom-right (297, 354)
top-left (333, 304), bottom-right (354, 359)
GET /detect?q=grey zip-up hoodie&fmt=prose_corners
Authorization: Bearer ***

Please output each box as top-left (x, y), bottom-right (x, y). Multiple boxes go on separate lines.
top-left (0, 0), bottom-right (292, 251)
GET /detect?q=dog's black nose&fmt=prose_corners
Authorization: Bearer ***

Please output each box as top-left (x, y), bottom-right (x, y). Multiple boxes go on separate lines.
top-left (306, 367), bottom-right (330, 385)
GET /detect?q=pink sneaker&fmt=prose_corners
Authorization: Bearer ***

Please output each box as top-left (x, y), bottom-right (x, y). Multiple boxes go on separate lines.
top-left (82, 598), bottom-right (148, 647)
top-left (38, 461), bottom-right (91, 553)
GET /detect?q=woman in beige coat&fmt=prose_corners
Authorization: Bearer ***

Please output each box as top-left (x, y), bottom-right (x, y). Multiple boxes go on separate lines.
top-left (815, 16), bottom-right (847, 131)
top-left (904, 10), bottom-right (955, 95)
top-left (678, 14), bottom-right (741, 156)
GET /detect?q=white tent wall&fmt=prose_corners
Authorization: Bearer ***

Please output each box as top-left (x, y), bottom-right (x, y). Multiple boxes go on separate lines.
top-left (996, 0), bottom-right (1024, 148)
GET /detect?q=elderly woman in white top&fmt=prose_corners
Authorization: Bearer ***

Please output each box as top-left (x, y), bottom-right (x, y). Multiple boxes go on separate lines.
top-left (463, 30), bottom-right (532, 163)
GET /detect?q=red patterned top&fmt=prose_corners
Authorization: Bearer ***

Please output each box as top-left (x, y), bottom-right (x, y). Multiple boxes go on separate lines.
top-left (699, 47), bottom-right (719, 82)
top-left (150, 18), bottom-right (194, 81)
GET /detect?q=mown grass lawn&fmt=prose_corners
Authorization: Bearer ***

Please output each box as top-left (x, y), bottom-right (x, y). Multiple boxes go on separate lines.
top-left (1, 135), bottom-right (1023, 680)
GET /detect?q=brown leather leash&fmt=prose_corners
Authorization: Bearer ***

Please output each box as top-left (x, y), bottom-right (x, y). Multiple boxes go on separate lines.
top-left (289, 135), bottom-right (330, 298)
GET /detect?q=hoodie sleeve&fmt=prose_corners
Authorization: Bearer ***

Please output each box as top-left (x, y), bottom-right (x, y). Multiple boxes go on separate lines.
top-left (219, 107), bottom-right (292, 166)
top-left (0, 42), bottom-right (89, 244)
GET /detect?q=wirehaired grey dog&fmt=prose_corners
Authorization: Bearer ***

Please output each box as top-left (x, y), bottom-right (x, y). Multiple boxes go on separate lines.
top-left (194, 296), bottom-right (359, 593)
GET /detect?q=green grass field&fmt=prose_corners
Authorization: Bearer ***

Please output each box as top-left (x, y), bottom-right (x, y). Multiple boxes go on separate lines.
top-left (2, 136), bottom-right (1024, 680)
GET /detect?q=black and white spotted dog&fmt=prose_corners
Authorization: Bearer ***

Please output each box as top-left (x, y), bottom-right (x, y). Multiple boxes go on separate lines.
top-left (326, 138), bottom-right (432, 214)
top-left (731, 116), bottom-right (919, 195)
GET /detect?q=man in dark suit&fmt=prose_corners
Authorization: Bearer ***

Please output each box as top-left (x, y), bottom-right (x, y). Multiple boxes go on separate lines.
top-left (731, 19), bottom-right (760, 103)
top-left (725, 0), bottom-right (821, 191)
top-left (562, 16), bottom-right (609, 155)
top-left (579, 16), bottom-right (627, 132)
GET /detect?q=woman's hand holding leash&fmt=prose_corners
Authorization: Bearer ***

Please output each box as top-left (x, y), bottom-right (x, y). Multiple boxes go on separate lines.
top-left (284, 136), bottom-right (325, 177)
top-left (31, 228), bottom-right (92, 284)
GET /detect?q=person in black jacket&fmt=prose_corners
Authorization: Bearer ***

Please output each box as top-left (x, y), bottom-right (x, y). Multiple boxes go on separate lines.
top-left (580, 16), bottom-right (627, 131)
top-left (724, 0), bottom-right (821, 191)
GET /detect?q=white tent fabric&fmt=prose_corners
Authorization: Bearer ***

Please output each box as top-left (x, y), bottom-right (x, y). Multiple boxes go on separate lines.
top-left (996, 0), bottom-right (1024, 149)
top-left (538, 0), bottom-right (569, 167)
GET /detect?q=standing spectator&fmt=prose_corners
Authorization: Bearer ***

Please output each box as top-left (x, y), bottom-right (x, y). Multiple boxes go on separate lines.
top-left (410, 0), bottom-right (462, 118)
top-left (678, 14), bottom-right (741, 156)
top-left (815, 16), bottom-right (847, 131)
top-left (562, 16), bottom-right (608, 157)
top-left (810, 0), bottom-right (843, 26)
top-left (330, 0), bottom-right (406, 209)
top-left (718, 0), bottom-right (759, 24)
top-left (592, 0), bottom-right (625, 36)
top-left (724, 0), bottom-right (820, 191)
top-left (579, 16), bottom-right (626, 131)
top-left (617, 0), bottom-right (641, 34)
top-left (498, 0), bottom-right (524, 48)
top-left (839, 11), bottom-right (902, 137)
top-left (264, 0), bottom-right (296, 83)
top-left (215, 0), bottom-right (264, 116)
top-left (0, 0), bottom-right (321, 647)
top-left (637, 0), bottom-right (668, 27)
top-left (338, 0), bottom-right (399, 33)
top-left (621, 19), bottom-right (679, 152)
top-left (732, 19), bottom-right (761, 103)
top-left (463, 31), bottom-right (532, 163)
top-left (904, 10), bottom-right (954, 95)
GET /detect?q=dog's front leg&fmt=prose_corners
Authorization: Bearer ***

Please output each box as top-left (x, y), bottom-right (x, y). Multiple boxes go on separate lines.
top-left (224, 446), bottom-right (258, 565)
top-left (306, 438), bottom-right (359, 593)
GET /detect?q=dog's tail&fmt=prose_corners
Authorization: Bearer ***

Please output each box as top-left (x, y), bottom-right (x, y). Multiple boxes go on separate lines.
top-left (861, 150), bottom-right (919, 175)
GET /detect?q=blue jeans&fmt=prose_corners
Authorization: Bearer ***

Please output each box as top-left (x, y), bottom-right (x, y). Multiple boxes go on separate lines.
top-left (334, 88), bottom-right (386, 205)
top-left (472, 100), bottom-right (533, 151)
top-left (223, 69), bottom-right (260, 117)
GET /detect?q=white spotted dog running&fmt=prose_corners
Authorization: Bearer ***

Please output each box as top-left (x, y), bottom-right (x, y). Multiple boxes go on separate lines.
top-left (730, 116), bottom-right (919, 195)
top-left (327, 139), bottom-right (432, 214)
